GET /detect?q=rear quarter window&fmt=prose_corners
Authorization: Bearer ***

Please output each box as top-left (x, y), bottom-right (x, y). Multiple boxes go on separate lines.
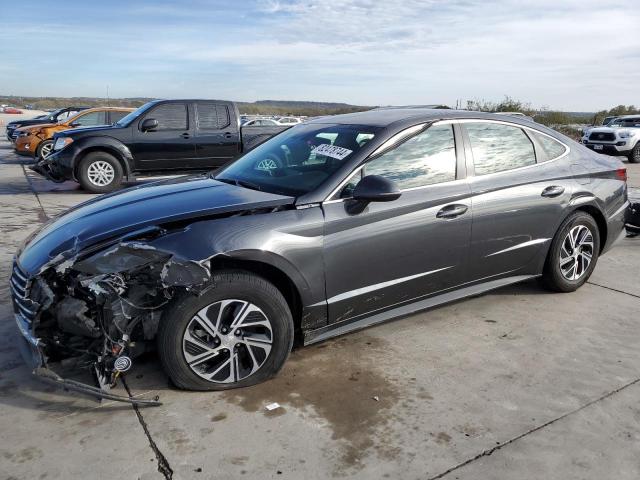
top-left (530, 131), bottom-right (568, 161)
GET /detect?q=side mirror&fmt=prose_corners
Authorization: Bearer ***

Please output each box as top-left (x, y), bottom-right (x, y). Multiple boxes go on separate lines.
top-left (140, 118), bottom-right (159, 132)
top-left (352, 175), bottom-right (401, 202)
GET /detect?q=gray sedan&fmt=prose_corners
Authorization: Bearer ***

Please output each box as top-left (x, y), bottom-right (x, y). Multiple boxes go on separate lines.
top-left (13, 108), bottom-right (628, 400)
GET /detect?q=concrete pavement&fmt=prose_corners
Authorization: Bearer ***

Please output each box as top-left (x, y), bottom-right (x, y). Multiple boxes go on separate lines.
top-left (0, 137), bottom-right (639, 479)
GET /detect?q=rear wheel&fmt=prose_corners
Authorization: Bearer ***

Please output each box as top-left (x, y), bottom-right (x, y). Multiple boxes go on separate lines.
top-left (629, 144), bottom-right (640, 163)
top-left (36, 139), bottom-right (54, 159)
top-left (541, 211), bottom-right (600, 292)
top-left (157, 271), bottom-right (294, 391)
top-left (77, 151), bottom-right (123, 193)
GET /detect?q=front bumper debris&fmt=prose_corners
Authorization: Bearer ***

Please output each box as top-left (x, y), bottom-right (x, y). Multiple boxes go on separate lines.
top-left (34, 368), bottom-right (161, 406)
top-left (15, 313), bottom-right (161, 407)
top-left (30, 158), bottom-right (66, 183)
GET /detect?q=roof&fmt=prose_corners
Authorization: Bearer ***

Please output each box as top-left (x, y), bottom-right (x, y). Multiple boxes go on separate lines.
top-left (306, 108), bottom-right (535, 128)
top-left (80, 106), bottom-right (136, 112)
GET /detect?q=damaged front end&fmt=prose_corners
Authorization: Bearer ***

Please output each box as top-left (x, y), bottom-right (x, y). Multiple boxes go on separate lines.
top-left (12, 237), bottom-right (211, 406)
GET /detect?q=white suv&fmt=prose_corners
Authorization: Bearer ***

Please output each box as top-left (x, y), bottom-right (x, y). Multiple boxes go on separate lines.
top-left (582, 115), bottom-right (640, 163)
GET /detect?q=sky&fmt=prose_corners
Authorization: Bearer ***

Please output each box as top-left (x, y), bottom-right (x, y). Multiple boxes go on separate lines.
top-left (0, 0), bottom-right (638, 111)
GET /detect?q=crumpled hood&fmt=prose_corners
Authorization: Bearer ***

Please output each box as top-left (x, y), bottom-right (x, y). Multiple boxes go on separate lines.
top-left (18, 176), bottom-right (294, 275)
top-left (17, 123), bottom-right (57, 133)
top-left (8, 118), bottom-right (50, 128)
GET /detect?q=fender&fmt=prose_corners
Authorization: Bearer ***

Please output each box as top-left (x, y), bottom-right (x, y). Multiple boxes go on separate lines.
top-left (222, 249), bottom-right (314, 302)
top-left (71, 136), bottom-right (135, 179)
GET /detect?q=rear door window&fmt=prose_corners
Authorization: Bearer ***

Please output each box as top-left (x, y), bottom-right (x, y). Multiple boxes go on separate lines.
top-left (465, 122), bottom-right (536, 175)
top-left (144, 103), bottom-right (188, 131)
top-left (196, 103), bottom-right (230, 130)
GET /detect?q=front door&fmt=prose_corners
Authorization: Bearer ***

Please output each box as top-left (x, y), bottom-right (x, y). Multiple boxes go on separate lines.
top-left (322, 123), bottom-right (472, 324)
top-left (130, 102), bottom-right (197, 171)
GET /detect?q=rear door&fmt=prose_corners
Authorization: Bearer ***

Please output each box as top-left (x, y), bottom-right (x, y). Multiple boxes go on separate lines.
top-left (130, 102), bottom-right (197, 171)
top-left (322, 122), bottom-right (472, 324)
top-left (461, 120), bottom-right (572, 280)
top-left (194, 102), bottom-right (240, 169)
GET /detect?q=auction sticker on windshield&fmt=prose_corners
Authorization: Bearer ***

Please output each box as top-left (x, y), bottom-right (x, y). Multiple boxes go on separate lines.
top-left (311, 144), bottom-right (353, 160)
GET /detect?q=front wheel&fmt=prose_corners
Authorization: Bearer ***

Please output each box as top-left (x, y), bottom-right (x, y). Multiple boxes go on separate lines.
top-left (157, 271), bottom-right (294, 391)
top-left (541, 211), bottom-right (600, 292)
top-left (36, 139), bottom-right (54, 159)
top-left (77, 151), bottom-right (123, 193)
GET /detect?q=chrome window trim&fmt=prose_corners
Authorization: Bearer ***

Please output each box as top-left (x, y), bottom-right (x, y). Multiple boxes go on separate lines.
top-left (457, 118), bottom-right (571, 167)
top-left (322, 118), bottom-right (571, 204)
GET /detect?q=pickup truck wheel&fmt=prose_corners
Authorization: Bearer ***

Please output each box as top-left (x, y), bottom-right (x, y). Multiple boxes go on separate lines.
top-left (36, 140), bottom-right (54, 159)
top-left (629, 144), bottom-right (640, 164)
top-left (78, 152), bottom-right (123, 193)
top-left (157, 271), bottom-right (294, 391)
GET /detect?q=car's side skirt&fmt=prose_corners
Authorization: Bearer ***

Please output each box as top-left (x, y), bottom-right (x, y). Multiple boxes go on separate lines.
top-left (303, 274), bottom-right (539, 345)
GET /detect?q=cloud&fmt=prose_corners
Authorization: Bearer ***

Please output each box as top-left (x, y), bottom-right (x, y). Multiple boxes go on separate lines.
top-left (0, 0), bottom-right (638, 110)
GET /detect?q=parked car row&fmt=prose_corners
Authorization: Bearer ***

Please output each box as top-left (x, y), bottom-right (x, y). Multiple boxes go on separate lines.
top-left (240, 115), bottom-right (304, 126)
top-left (13, 107), bottom-right (133, 159)
top-left (32, 99), bottom-right (291, 192)
top-left (5, 106), bottom-right (90, 142)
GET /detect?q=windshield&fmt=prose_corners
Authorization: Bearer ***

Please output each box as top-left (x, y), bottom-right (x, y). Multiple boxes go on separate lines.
top-left (610, 118), bottom-right (640, 128)
top-left (216, 123), bottom-right (379, 196)
top-left (49, 108), bottom-right (65, 122)
top-left (115, 101), bottom-right (156, 127)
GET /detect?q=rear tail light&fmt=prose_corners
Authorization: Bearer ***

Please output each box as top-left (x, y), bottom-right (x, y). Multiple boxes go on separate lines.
top-left (616, 167), bottom-right (627, 182)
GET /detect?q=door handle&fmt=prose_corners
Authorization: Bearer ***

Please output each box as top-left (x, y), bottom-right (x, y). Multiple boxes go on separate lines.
top-left (541, 185), bottom-right (565, 198)
top-left (223, 132), bottom-right (233, 139)
top-left (180, 132), bottom-right (190, 139)
top-left (436, 204), bottom-right (468, 219)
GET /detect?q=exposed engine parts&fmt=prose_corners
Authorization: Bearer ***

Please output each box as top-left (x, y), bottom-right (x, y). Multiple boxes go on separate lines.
top-left (26, 241), bottom-right (213, 403)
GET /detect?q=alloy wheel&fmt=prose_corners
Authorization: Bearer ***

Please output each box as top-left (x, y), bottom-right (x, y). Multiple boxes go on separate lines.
top-left (559, 225), bottom-right (594, 280)
top-left (87, 160), bottom-right (115, 187)
top-left (182, 299), bottom-right (273, 383)
top-left (40, 142), bottom-right (53, 159)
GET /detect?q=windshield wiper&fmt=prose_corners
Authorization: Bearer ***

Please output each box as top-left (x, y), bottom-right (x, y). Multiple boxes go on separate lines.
top-left (236, 179), bottom-right (262, 191)
top-left (215, 177), bottom-right (262, 191)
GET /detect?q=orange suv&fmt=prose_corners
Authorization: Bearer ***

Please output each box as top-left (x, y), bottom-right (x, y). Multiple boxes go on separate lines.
top-left (14, 107), bottom-right (134, 159)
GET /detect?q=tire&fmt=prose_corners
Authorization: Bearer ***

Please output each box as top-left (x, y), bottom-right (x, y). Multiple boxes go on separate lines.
top-left (541, 211), bottom-right (600, 292)
top-left (36, 139), bottom-right (54, 159)
top-left (629, 144), bottom-right (640, 164)
top-left (157, 271), bottom-right (294, 391)
top-left (77, 151), bottom-right (123, 193)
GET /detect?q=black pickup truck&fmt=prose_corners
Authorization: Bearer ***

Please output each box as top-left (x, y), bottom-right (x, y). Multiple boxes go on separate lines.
top-left (32, 99), bottom-right (290, 192)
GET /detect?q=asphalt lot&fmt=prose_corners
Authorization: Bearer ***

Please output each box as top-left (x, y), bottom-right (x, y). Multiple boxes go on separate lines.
top-left (0, 129), bottom-right (639, 480)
